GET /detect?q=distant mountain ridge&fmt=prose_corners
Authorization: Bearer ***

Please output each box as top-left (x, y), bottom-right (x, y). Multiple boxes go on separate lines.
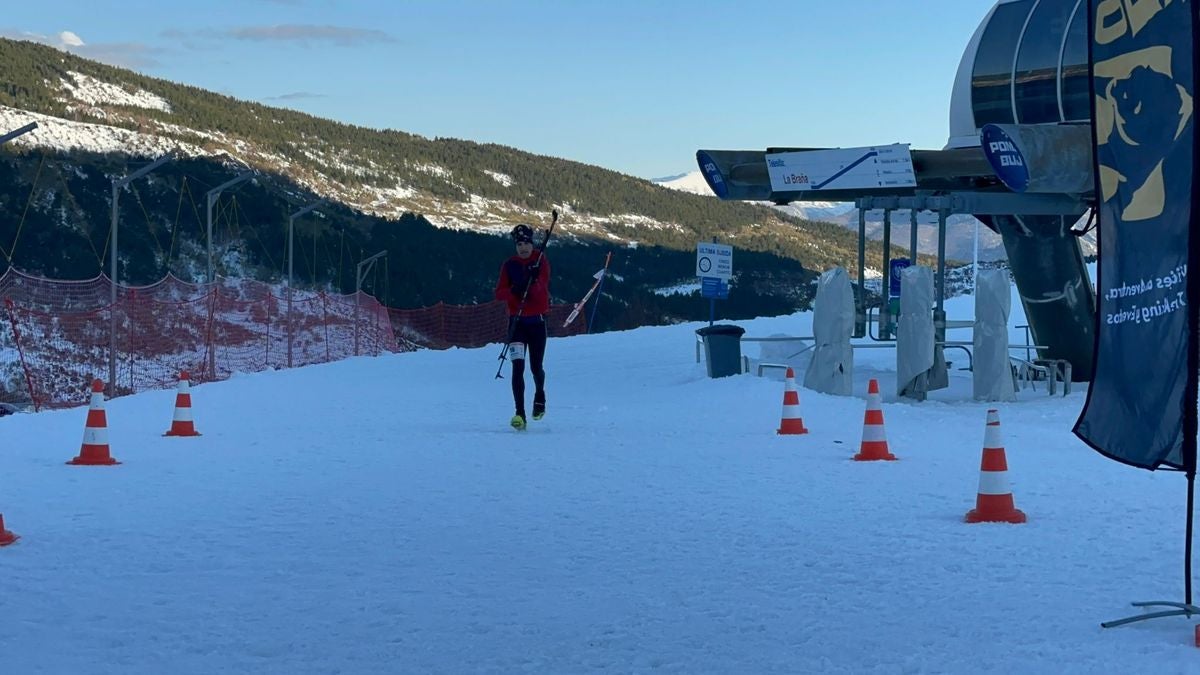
top-left (0, 37), bottom-right (915, 330)
top-left (0, 36), bottom-right (888, 276)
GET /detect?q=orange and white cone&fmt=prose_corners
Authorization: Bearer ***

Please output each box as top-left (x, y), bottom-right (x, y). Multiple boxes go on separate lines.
top-left (777, 367), bottom-right (809, 435)
top-left (854, 379), bottom-right (896, 461)
top-left (163, 371), bottom-right (201, 437)
top-left (0, 513), bottom-right (17, 546)
top-left (68, 379), bottom-right (120, 466)
top-left (965, 409), bottom-right (1026, 524)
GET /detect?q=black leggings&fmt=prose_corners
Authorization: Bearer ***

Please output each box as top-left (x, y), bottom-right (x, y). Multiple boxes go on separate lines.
top-left (509, 317), bottom-right (547, 414)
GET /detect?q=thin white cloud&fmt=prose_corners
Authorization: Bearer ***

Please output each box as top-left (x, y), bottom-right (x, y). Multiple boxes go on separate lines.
top-left (0, 28), bottom-right (162, 68)
top-left (1, 28), bottom-right (73, 49)
top-left (267, 91), bottom-right (328, 101)
top-left (228, 24), bottom-right (393, 46)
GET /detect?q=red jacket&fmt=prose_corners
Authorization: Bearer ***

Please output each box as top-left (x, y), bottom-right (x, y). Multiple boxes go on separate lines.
top-left (495, 253), bottom-right (551, 317)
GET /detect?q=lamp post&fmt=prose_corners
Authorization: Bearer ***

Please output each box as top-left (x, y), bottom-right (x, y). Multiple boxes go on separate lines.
top-left (0, 123), bottom-right (38, 278)
top-left (109, 154), bottom-right (172, 394)
top-left (205, 171), bottom-right (253, 283)
top-left (0, 122), bottom-right (38, 146)
top-left (286, 199), bottom-right (325, 368)
top-left (354, 250), bottom-right (387, 356)
top-left (202, 171), bottom-right (253, 380)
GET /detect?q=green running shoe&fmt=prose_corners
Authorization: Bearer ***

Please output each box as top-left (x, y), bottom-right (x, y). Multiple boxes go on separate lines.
top-left (510, 414), bottom-right (526, 430)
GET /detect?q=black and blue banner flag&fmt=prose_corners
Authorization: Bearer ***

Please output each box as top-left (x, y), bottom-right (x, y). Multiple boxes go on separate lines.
top-left (1074, 0), bottom-right (1197, 470)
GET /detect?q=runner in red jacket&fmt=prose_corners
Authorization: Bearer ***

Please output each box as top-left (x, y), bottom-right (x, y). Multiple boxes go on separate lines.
top-left (495, 224), bottom-right (551, 429)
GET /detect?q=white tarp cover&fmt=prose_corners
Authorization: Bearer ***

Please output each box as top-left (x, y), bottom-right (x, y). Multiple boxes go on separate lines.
top-left (973, 269), bottom-right (1016, 401)
top-left (804, 267), bottom-right (854, 395)
top-left (896, 266), bottom-right (934, 398)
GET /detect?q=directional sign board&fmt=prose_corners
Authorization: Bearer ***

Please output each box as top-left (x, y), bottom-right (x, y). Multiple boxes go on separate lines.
top-left (695, 242), bottom-right (733, 281)
top-left (700, 276), bottom-right (729, 299)
top-left (765, 144), bottom-right (917, 193)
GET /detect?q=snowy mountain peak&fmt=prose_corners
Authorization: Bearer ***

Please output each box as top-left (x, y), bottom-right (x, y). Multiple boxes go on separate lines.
top-left (651, 170), bottom-right (715, 196)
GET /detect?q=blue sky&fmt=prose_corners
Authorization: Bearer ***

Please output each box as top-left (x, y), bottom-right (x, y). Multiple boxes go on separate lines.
top-left (3, 1), bottom-right (996, 179)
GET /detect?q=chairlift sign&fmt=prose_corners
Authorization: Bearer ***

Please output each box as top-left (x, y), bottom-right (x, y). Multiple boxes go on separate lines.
top-left (765, 144), bottom-right (917, 193)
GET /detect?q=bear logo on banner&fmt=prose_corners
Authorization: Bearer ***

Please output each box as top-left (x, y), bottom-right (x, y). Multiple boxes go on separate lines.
top-left (1092, 0), bottom-right (1195, 222)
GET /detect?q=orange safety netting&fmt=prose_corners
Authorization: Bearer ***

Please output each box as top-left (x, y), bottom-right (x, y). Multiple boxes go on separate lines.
top-left (1, 268), bottom-right (584, 410)
top-left (388, 302), bottom-right (581, 350)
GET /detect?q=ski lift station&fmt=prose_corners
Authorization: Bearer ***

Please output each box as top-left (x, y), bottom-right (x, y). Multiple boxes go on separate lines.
top-left (697, 0), bottom-right (1098, 399)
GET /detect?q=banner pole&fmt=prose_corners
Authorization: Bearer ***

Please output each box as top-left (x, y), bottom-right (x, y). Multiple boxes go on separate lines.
top-left (1187, 476), bottom-right (1195, 606)
top-left (1184, 0), bottom-right (1200, 612)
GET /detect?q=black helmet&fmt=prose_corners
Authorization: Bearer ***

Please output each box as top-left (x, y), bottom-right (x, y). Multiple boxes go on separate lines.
top-left (510, 223), bottom-right (535, 243)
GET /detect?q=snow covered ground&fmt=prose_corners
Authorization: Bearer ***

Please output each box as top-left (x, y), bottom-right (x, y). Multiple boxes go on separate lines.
top-left (2, 273), bottom-right (1199, 673)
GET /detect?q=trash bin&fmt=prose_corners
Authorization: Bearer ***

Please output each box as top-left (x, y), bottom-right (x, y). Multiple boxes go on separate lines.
top-left (696, 324), bottom-right (746, 378)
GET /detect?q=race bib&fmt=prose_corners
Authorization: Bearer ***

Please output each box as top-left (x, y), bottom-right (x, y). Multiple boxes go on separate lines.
top-left (507, 343), bottom-right (526, 361)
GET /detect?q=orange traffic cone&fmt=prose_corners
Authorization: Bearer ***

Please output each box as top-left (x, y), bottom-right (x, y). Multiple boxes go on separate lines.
top-left (0, 514), bottom-right (17, 546)
top-left (854, 379), bottom-right (896, 461)
top-left (965, 409), bottom-right (1026, 524)
top-left (777, 367), bottom-right (809, 435)
top-left (68, 379), bottom-right (120, 466)
top-left (163, 371), bottom-right (201, 437)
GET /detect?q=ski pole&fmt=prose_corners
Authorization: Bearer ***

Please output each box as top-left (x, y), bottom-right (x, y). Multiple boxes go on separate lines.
top-left (585, 252), bottom-right (612, 333)
top-left (495, 209), bottom-right (558, 379)
top-left (564, 251), bottom-right (612, 328)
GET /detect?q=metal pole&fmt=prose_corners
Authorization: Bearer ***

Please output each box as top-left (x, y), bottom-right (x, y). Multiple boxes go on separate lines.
top-left (109, 180), bottom-right (118, 393)
top-left (973, 218), bottom-right (980, 293)
top-left (354, 256), bottom-right (360, 357)
top-left (936, 208), bottom-right (947, 314)
top-left (909, 208), bottom-right (918, 259)
top-left (355, 250), bottom-right (387, 356)
top-left (935, 208), bottom-right (949, 352)
top-left (206, 172), bottom-right (253, 284)
top-left (206, 193), bottom-right (216, 283)
top-left (106, 154), bottom-right (172, 395)
top-left (1, 120), bottom-right (38, 281)
top-left (205, 192), bottom-right (217, 381)
top-left (709, 236), bottom-right (717, 327)
top-left (881, 208), bottom-right (892, 338)
top-left (0, 122), bottom-right (38, 146)
top-left (1188, 474), bottom-right (1197, 606)
top-left (882, 208), bottom-right (892, 274)
top-left (287, 213), bottom-right (294, 369)
top-left (855, 203), bottom-right (867, 338)
top-left (286, 200), bottom-right (325, 369)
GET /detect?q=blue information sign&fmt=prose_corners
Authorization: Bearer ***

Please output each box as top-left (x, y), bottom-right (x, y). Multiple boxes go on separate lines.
top-left (980, 124), bottom-right (1030, 193)
top-left (695, 151), bottom-right (730, 199)
top-left (700, 276), bottom-right (729, 299)
top-left (888, 258), bottom-right (911, 298)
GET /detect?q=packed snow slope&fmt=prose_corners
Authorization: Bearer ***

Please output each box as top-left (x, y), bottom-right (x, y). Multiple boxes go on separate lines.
top-left (1, 277), bottom-right (1197, 673)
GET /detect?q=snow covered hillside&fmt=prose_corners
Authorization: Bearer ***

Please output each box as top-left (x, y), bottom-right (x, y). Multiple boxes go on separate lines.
top-left (2, 268), bottom-right (1196, 673)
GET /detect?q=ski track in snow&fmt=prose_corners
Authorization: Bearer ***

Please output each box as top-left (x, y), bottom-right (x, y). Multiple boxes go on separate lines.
top-left (2, 267), bottom-right (1199, 673)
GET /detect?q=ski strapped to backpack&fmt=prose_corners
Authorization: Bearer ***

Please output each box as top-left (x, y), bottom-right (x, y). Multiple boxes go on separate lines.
top-left (563, 251), bottom-right (612, 329)
top-left (495, 208), bottom-right (558, 379)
